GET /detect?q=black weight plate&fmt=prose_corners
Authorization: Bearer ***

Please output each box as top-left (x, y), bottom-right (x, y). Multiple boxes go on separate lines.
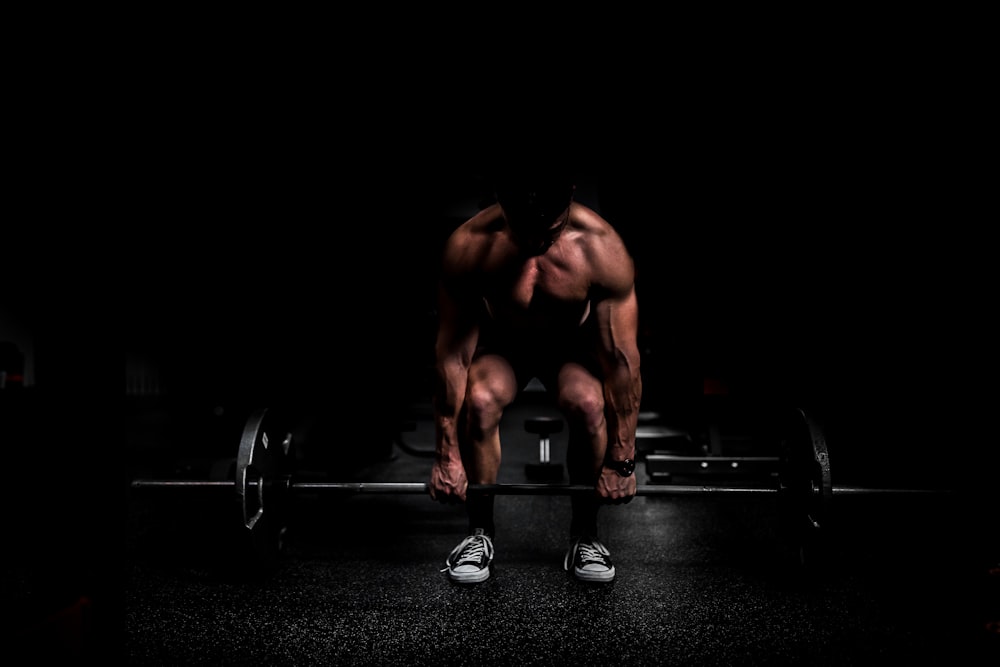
top-left (777, 407), bottom-right (832, 568)
top-left (236, 407), bottom-right (294, 571)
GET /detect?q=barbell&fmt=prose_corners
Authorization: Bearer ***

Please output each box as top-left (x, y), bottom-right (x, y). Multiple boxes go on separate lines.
top-left (128, 406), bottom-right (948, 574)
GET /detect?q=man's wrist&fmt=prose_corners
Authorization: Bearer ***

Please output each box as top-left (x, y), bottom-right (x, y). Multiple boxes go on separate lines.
top-left (604, 457), bottom-right (636, 478)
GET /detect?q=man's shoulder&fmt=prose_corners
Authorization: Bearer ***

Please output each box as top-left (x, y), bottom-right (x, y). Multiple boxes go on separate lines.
top-left (569, 204), bottom-right (629, 254)
top-left (450, 204), bottom-right (503, 239)
top-left (570, 203), bottom-right (620, 236)
top-left (567, 206), bottom-right (635, 293)
top-left (442, 206), bottom-right (506, 275)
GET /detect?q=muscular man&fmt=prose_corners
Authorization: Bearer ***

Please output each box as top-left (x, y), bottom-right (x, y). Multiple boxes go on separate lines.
top-left (429, 168), bottom-right (642, 583)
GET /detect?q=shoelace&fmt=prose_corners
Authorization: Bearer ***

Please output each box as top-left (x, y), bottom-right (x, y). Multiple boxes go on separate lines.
top-left (576, 542), bottom-right (608, 566)
top-left (443, 534), bottom-right (494, 571)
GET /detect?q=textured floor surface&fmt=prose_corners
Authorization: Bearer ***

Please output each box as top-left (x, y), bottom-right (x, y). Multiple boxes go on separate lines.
top-left (119, 402), bottom-right (999, 665)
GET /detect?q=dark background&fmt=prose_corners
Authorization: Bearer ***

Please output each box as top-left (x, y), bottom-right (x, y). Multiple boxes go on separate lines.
top-left (2, 50), bottom-right (994, 659)
top-left (119, 115), bottom-right (987, 490)
top-left (113, 45), bottom-right (989, 495)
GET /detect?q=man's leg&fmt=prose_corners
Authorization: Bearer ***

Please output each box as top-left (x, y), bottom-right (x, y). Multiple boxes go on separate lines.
top-left (463, 355), bottom-right (518, 534)
top-left (556, 363), bottom-right (617, 582)
top-left (444, 355), bottom-right (517, 583)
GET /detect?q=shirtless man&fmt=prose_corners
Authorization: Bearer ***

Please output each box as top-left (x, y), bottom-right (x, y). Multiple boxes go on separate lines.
top-left (429, 168), bottom-right (642, 583)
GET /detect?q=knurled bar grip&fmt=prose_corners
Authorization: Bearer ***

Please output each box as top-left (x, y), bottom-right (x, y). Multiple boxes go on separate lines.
top-left (129, 479), bottom-right (944, 495)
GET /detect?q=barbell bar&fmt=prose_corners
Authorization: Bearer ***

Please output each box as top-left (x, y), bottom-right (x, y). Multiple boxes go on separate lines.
top-left (129, 479), bottom-right (942, 496)
top-left (128, 406), bottom-right (950, 574)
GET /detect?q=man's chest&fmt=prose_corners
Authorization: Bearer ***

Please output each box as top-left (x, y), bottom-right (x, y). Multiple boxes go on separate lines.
top-left (483, 258), bottom-right (591, 326)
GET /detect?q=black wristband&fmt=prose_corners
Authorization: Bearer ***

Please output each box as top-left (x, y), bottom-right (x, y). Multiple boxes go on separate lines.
top-left (605, 458), bottom-right (635, 477)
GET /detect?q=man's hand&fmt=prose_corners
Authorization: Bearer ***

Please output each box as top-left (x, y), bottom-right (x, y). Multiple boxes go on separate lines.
top-left (429, 457), bottom-right (468, 504)
top-left (596, 466), bottom-right (637, 504)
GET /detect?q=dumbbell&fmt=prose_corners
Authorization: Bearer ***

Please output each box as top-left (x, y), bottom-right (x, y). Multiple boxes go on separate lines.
top-left (524, 416), bottom-right (564, 481)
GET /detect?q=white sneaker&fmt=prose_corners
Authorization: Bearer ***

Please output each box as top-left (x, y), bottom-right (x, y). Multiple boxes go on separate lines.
top-left (444, 529), bottom-right (494, 583)
top-left (564, 536), bottom-right (615, 582)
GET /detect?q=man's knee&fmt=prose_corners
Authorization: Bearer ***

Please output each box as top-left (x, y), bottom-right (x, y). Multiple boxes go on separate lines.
top-left (465, 382), bottom-right (509, 433)
top-left (559, 392), bottom-right (605, 435)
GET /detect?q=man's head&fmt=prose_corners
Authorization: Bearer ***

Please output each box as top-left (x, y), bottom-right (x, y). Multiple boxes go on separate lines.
top-left (494, 171), bottom-right (576, 256)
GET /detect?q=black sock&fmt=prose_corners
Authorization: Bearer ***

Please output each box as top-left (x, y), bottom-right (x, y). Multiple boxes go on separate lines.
top-left (467, 493), bottom-right (495, 538)
top-left (570, 495), bottom-right (599, 538)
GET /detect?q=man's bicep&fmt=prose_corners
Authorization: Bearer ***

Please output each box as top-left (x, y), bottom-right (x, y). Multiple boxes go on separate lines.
top-left (594, 287), bottom-right (641, 363)
top-left (435, 280), bottom-right (480, 364)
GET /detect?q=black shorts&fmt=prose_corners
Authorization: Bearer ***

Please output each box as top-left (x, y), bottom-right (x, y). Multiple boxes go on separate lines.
top-left (473, 317), bottom-right (604, 392)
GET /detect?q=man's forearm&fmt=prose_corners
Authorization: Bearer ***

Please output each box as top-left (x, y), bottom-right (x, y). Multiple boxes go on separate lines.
top-left (604, 365), bottom-right (642, 458)
top-left (433, 359), bottom-right (468, 460)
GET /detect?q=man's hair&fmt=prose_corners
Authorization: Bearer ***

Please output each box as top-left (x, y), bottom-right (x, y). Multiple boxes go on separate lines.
top-left (491, 164), bottom-right (576, 225)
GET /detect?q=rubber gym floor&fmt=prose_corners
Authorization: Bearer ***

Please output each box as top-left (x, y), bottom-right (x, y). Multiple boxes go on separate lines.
top-left (115, 395), bottom-right (999, 666)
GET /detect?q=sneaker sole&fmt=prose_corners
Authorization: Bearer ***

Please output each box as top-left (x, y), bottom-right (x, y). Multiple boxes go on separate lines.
top-left (448, 568), bottom-right (491, 584)
top-left (572, 567), bottom-right (615, 583)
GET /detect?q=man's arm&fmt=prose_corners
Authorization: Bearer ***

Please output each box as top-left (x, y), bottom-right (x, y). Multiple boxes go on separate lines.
top-left (429, 264), bottom-right (479, 503)
top-left (592, 261), bottom-right (643, 501)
